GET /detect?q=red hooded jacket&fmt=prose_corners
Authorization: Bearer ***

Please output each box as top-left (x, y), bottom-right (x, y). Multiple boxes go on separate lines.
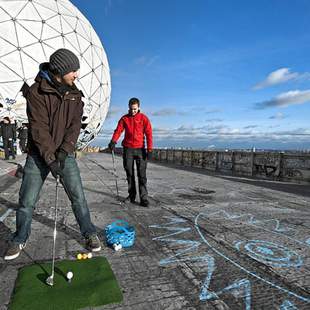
top-left (111, 112), bottom-right (153, 151)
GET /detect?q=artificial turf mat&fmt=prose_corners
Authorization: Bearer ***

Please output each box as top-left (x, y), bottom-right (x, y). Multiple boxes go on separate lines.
top-left (9, 257), bottom-right (123, 310)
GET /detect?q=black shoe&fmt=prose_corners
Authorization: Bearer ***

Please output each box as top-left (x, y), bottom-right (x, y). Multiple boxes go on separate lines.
top-left (140, 199), bottom-right (150, 207)
top-left (4, 242), bottom-right (26, 260)
top-left (123, 196), bottom-right (135, 204)
top-left (85, 234), bottom-right (102, 252)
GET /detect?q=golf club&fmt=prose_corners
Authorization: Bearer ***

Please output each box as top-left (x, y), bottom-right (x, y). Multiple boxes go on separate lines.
top-left (46, 175), bottom-right (60, 286)
top-left (111, 150), bottom-right (120, 201)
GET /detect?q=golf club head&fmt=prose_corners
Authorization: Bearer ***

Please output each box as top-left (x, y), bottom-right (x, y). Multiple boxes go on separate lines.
top-left (46, 276), bottom-right (54, 286)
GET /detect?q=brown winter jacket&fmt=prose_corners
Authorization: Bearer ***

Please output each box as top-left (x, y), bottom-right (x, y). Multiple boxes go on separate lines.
top-left (27, 72), bottom-right (84, 165)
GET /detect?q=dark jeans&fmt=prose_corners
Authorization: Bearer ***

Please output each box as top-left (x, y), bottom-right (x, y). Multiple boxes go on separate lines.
top-left (19, 138), bottom-right (27, 153)
top-left (123, 148), bottom-right (148, 201)
top-left (13, 154), bottom-right (97, 243)
top-left (3, 139), bottom-right (15, 160)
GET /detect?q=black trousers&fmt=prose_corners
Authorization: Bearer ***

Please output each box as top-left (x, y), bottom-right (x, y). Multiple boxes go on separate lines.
top-left (19, 138), bottom-right (27, 153)
top-left (3, 139), bottom-right (15, 160)
top-left (123, 148), bottom-right (148, 201)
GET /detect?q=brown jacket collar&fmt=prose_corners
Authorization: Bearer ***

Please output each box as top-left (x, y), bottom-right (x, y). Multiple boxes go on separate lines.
top-left (34, 70), bottom-right (82, 98)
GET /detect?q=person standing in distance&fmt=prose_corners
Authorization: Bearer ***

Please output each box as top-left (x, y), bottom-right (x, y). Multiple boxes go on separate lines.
top-left (0, 117), bottom-right (16, 160)
top-left (108, 98), bottom-right (153, 207)
top-left (4, 48), bottom-right (101, 260)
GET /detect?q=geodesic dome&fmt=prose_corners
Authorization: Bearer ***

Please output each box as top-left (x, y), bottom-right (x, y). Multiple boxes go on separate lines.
top-left (0, 0), bottom-right (110, 149)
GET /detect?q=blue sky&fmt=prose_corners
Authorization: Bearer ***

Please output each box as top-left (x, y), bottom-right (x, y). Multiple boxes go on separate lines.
top-left (72, 0), bottom-right (310, 150)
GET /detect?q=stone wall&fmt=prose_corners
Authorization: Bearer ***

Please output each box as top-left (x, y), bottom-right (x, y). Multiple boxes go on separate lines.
top-left (152, 149), bottom-right (310, 183)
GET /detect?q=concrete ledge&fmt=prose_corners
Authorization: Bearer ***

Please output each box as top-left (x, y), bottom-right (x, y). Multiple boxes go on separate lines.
top-left (151, 149), bottom-right (310, 184)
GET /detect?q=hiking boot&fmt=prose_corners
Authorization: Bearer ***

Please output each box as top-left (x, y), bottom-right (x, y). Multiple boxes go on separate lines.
top-left (123, 196), bottom-right (135, 204)
top-left (4, 242), bottom-right (26, 260)
top-left (85, 234), bottom-right (102, 252)
top-left (140, 199), bottom-right (150, 207)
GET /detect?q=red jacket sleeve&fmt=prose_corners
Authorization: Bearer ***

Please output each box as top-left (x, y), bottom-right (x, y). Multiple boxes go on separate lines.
top-left (144, 115), bottom-right (153, 151)
top-left (111, 117), bottom-right (125, 143)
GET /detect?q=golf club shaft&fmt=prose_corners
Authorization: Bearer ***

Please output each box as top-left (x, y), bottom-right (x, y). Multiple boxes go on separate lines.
top-left (50, 175), bottom-right (60, 279)
top-left (111, 150), bottom-right (119, 197)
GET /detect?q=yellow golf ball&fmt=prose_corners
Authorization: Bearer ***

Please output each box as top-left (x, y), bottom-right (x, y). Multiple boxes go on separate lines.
top-left (82, 253), bottom-right (88, 260)
top-left (87, 252), bottom-right (93, 259)
top-left (77, 253), bottom-right (83, 260)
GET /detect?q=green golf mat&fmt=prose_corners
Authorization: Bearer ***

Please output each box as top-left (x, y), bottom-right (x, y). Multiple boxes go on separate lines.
top-left (9, 257), bottom-right (123, 310)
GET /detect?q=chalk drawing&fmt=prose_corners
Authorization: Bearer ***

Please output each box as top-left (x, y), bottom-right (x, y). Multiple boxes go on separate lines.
top-left (201, 278), bottom-right (252, 310)
top-left (195, 212), bottom-right (310, 303)
top-left (279, 300), bottom-right (298, 309)
top-left (234, 240), bottom-right (302, 268)
top-left (150, 216), bottom-right (203, 265)
top-left (151, 216), bottom-right (252, 308)
top-left (150, 214), bottom-right (309, 308)
top-left (201, 210), bottom-right (309, 247)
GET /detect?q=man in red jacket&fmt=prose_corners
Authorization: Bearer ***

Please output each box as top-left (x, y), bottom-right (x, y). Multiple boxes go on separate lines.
top-left (108, 98), bottom-right (153, 207)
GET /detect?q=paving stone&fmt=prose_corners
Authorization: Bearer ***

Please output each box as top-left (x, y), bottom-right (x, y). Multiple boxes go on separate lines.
top-left (0, 153), bottom-right (309, 309)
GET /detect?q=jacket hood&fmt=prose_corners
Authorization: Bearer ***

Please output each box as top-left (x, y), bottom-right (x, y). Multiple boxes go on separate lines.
top-left (35, 62), bottom-right (52, 84)
top-left (38, 62), bottom-right (52, 83)
top-left (34, 62), bottom-right (81, 95)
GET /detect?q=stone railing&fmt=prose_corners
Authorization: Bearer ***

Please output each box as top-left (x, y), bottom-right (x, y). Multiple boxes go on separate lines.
top-left (152, 149), bottom-right (310, 183)
top-left (86, 146), bottom-right (310, 183)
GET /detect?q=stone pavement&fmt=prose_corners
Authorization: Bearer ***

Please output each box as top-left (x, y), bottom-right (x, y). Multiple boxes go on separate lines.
top-left (0, 153), bottom-right (309, 309)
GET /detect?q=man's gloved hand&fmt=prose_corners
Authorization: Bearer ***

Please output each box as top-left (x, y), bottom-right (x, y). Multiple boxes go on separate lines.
top-left (108, 140), bottom-right (116, 152)
top-left (56, 149), bottom-right (68, 170)
top-left (147, 151), bottom-right (153, 160)
top-left (49, 160), bottom-right (64, 179)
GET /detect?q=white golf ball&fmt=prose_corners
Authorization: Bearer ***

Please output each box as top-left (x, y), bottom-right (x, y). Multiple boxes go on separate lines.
top-left (66, 271), bottom-right (74, 280)
top-left (87, 252), bottom-right (93, 259)
top-left (113, 243), bottom-right (122, 251)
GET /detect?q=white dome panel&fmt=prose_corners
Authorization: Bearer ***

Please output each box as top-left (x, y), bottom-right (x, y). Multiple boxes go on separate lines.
top-left (0, 0), bottom-right (111, 149)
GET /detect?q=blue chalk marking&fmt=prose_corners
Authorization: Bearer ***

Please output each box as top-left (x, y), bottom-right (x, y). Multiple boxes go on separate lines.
top-left (280, 300), bottom-right (298, 309)
top-left (204, 210), bottom-right (309, 248)
top-left (158, 238), bottom-right (201, 265)
top-left (257, 246), bottom-right (273, 255)
top-left (201, 278), bottom-right (252, 310)
top-left (151, 216), bottom-right (252, 310)
top-left (151, 226), bottom-right (191, 241)
top-left (235, 240), bottom-right (303, 268)
top-left (196, 212), bottom-right (310, 303)
top-left (249, 218), bottom-right (290, 232)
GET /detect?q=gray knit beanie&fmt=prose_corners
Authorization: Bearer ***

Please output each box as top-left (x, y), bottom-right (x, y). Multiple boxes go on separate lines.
top-left (49, 48), bottom-right (80, 76)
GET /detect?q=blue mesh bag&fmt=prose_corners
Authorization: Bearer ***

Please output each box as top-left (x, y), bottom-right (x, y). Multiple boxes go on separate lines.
top-left (105, 220), bottom-right (135, 248)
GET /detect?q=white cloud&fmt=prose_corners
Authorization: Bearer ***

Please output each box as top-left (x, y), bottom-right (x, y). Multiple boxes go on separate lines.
top-left (205, 118), bottom-right (223, 122)
top-left (104, 0), bottom-right (113, 16)
top-left (94, 124), bottom-right (310, 149)
top-left (105, 107), bottom-right (122, 119)
top-left (150, 124), bottom-right (310, 143)
top-left (151, 109), bottom-right (175, 117)
top-left (255, 89), bottom-right (310, 109)
top-left (151, 108), bottom-right (187, 117)
top-left (134, 55), bottom-right (159, 67)
top-left (253, 68), bottom-right (299, 90)
top-left (205, 108), bottom-right (222, 114)
top-left (269, 112), bottom-right (286, 120)
top-left (243, 125), bottom-right (258, 129)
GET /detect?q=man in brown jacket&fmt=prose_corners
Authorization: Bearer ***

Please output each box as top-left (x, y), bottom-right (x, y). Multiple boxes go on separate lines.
top-left (4, 48), bottom-right (101, 260)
